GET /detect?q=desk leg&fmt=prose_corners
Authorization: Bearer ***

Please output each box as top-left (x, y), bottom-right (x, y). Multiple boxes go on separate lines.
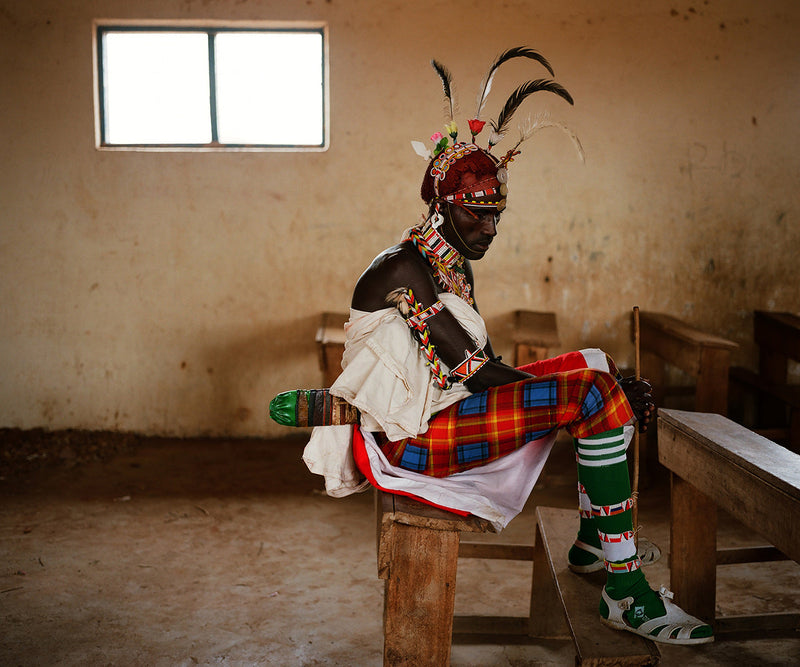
top-left (759, 348), bottom-right (789, 427)
top-left (670, 473), bottom-right (717, 624)
top-left (695, 347), bottom-right (732, 415)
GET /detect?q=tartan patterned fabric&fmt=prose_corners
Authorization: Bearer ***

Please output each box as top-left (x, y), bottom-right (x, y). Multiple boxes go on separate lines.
top-left (380, 368), bottom-right (633, 477)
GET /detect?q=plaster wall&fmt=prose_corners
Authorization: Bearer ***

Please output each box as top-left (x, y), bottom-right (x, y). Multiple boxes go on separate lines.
top-left (1, 0), bottom-right (798, 437)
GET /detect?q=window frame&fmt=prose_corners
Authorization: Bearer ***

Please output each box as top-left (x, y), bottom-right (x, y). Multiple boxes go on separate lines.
top-left (93, 19), bottom-right (329, 152)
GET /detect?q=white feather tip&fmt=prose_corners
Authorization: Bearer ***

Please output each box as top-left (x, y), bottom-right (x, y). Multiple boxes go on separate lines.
top-left (411, 140), bottom-right (432, 161)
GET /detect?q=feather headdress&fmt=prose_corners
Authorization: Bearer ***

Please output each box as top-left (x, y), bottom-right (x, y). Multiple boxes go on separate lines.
top-left (488, 79), bottom-right (574, 147)
top-left (474, 46), bottom-right (555, 121)
top-left (502, 113), bottom-right (585, 164)
top-left (413, 45), bottom-right (577, 158)
top-left (431, 59), bottom-right (456, 123)
top-left (413, 45), bottom-right (581, 213)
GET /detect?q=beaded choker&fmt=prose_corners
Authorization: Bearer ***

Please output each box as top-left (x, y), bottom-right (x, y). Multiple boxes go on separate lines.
top-left (407, 219), bottom-right (473, 305)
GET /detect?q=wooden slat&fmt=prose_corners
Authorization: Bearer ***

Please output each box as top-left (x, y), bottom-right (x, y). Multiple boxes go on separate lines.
top-left (381, 491), bottom-right (494, 533)
top-left (639, 311), bottom-right (739, 351)
top-left (315, 311), bottom-right (348, 344)
top-left (452, 615), bottom-right (531, 637)
top-left (534, 507), bottom-right (660, 666)
top-left (669, 474), bottom-right (717, 622)
top-left (458, 541), bottom-right (534, 560)
top-left (715, 613), bottom-right (800, 636)
top-left (716, 545), bottom-right (789, 565)
top-left (316, 312), bottom-right (347, 387)
top-left (730, 367), bottom-right (800, 408)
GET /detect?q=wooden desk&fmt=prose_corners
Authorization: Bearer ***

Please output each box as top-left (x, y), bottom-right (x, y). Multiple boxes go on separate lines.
top-left (730, 311), bottom-right (800, 451)
top-left (658, 408), bottom-right (800, 634)
top-left (754, 310), bottom-right (800, 377)
top-left (755, 311), bottom-right (800, 448)
top-left (638, 312), bottom-right (738, 415)
top-left (512, 310), bottom-right (560, 367)
top-left (315, 312), bottom-right (347, 387)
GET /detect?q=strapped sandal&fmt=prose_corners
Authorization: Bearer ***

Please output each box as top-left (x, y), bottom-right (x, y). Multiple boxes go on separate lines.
top-left (600, 586), bottom-right (714, 645)
top-left (636, 537), bottom-right (662, 566)
top-left (568, 540), bottom-right (605, 573)
top-left (568, 537), bottom-right (663, 574)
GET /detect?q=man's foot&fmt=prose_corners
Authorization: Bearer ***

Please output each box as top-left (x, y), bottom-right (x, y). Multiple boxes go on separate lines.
top-left (568, 537), bottom-right (662, 574)
top-left (599, 585), bottom-right (714, 645)
top-left (568, 540), bottom-right (605, 573)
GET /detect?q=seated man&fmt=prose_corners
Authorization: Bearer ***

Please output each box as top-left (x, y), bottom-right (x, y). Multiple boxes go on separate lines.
top-left (290, 48), bottom-right (713, 645)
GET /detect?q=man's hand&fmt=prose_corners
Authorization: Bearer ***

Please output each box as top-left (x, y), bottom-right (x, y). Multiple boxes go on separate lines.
top-left (619, 376), bottom-right (655, 433)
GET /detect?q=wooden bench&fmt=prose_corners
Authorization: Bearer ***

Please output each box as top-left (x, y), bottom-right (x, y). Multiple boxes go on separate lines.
top-left (658, 408), bottom-right (800, 634)
top-left (637, 311), bottom-right (738, 415)
top-left (376, 492), bottom-right (661, 666)
top-left (729, 310), bottom-right (800, 451)
top-left (377, 491), bottom-right (524, 666)
top-left (513, 310), bottom-right (560, 367)
top-left (315, 312), bottom-right (348, 387)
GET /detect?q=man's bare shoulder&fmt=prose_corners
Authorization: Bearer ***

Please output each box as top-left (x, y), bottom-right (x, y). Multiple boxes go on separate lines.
top-left (352, 241), bottom-right (434, 311)
top-left (364, 242), bottom-right (420, 273)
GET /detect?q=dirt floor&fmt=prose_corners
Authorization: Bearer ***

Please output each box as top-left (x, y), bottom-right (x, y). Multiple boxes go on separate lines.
top-left (1, 433), bottom-right (798, 666)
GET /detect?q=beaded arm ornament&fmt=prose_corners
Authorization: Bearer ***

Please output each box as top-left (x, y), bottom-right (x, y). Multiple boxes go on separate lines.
top-left (387, 287), bottom-right (489, 388)
top-left (388, 287), bottom-right (452, 389)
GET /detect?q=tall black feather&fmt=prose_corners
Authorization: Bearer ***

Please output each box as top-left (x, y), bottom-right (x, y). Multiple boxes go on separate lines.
top-left (475, 46), bottom-right (555, 118)
top-left (431, 59), bottom-right (455, 121)
top-left (490, 79), bottom-right (574, 137)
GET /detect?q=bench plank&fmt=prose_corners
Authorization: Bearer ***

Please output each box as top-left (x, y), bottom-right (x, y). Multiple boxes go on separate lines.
top-left (534, 507), bottom-right (660, 666)
top-left (659, 408), bottom-right (800, 500)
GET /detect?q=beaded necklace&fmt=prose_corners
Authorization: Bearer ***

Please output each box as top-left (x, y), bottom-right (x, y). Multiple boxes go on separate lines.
top-left (407, 219), bottom-right (473, 305)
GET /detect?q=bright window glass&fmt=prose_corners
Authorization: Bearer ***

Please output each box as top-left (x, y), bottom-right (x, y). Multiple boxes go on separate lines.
top-left (97, 25), bottom-right (326, 149)
top-left (103, 32), bottom-right (212, 144)
top-left (215, 32), bottom-right (323, 145)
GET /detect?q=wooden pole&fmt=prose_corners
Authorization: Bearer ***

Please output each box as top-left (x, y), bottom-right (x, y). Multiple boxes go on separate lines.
top-left (632, 306), bottom-right (641, 546)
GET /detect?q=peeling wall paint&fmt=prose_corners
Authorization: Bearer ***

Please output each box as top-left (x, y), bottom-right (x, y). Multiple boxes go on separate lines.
top-left (1, 0), bottom-right (798, 436)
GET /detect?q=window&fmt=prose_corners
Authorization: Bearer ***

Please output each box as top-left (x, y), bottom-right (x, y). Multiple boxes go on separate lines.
top-left (94, 21), bottom-right (328, 151)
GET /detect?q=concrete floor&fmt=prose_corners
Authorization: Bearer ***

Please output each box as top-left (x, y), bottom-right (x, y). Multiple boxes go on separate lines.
top-left (1, 434), bottom-right (798, 666)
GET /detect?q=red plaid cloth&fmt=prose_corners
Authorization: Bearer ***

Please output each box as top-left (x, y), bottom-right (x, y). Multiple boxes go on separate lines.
top-left (379, 362), bottom-right (633, 478)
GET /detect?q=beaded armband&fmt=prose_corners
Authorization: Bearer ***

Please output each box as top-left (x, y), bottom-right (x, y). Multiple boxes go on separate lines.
top-left (389, 288), bottom-right (451, 389)
top-left (449, 347), bottom-right (489, 383)
top-left (407, 300), bottom-right (445, 331)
